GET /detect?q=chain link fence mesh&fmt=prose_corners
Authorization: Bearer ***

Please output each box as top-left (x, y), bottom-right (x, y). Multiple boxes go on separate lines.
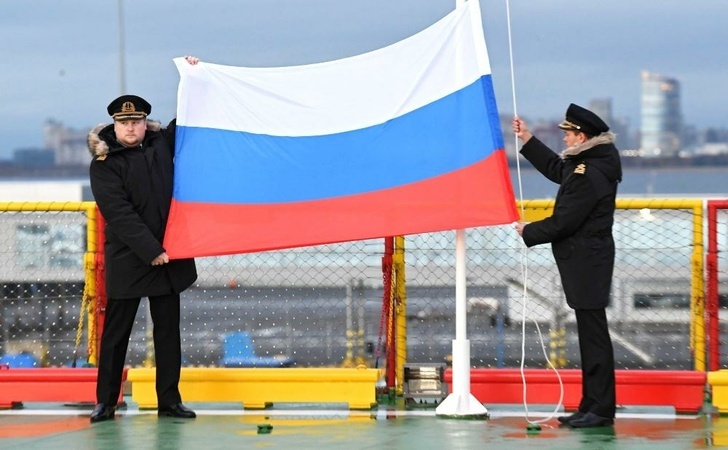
top-left (709, 204), bottom-right (728, 370)
top-left (0, 210), bottom-right (86, 367)
top-left (0, 201), bottom-right (705, 372)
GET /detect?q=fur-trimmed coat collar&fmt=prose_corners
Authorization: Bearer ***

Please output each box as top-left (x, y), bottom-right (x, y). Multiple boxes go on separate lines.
top-left (87, 120), bottom-right (162, 157)
top-left (560, 132), bottom-right (616, 159)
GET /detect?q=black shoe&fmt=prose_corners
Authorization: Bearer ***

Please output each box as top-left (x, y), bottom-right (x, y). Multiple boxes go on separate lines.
top-left (158, 403), bottom-right (196, 418)
top-left (90, 403), bottom-right (116, 423)
top-left (557, 411), bottom-right (586, 425)
top-left (569, 412), bottom-right (614, 428)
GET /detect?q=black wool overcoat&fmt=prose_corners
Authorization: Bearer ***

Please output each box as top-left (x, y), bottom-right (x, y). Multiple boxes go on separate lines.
top-left (88, 120), bottom-right (197, 299)
top-left (520, 134), bottom-right (622, 310)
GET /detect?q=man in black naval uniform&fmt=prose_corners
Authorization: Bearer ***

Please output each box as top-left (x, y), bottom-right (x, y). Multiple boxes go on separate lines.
top-left (512, 103), bottom-right (622, 428)
top-left (88, 59), bottom-right (199, 423)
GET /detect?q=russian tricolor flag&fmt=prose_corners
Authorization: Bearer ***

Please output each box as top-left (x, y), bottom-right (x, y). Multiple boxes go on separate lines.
top-left (164, 0), bottom-right (518, 259)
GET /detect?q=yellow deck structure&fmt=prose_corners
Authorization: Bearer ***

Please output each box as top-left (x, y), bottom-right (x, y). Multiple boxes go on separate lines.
top-left (127, 367), bottom-right (381, 410)
top-left (708, 370), bottom-right (728, 412)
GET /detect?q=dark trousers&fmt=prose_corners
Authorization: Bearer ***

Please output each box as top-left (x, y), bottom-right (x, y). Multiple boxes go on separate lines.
top-left (96, 293), bottom-right (182, 407)
top-left (575, 308), bottom-right (616, 418)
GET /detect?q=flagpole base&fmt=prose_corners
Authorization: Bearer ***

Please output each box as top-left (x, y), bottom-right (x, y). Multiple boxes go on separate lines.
top-left (435, 338), bottom-right (488, 419)
top-left (435, 392), bottom-right (489, 419)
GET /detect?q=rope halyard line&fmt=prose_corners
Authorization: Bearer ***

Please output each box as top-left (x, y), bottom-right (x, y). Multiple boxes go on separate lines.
top-left (505, 0), bottom-right (565, 425)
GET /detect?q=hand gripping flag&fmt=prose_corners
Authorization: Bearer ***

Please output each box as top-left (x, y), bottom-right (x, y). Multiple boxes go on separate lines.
top-left (165, 0), bottom-right (518, 259)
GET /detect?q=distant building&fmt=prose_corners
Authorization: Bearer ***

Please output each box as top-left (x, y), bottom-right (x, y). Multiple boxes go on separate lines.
top-left (589, 98), bottom-right (613, 125)
top-left (588, 98), bottom-right (634, 150)
top-left (530, 120), bottom-right (563, 153)
top-left (13, 148), bottom-right (55, 168)
top-left (640, 71), bottom-right (682, 157)
top-left (499, 114), bottom-right (563, 163)
top-left (703, 127), bottom-right (728, 145)
top-left (696, 143), bottom-right (728, 156)
top-left (43, 120), bottom-right (89, 166)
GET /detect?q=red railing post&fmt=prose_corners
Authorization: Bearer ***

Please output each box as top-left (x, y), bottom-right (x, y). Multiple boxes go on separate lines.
top-left (94, 208), bottom-right (107, 364)
top-left (706, 200), bottom-right (728, 371)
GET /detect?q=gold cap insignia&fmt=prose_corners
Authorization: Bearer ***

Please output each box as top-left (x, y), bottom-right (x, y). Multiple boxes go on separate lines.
top-left (574, 163), bottom-right (586, 174)
top-left (121, 102), bottom-right (137, 113)
top-left (559, 119), bottom-right (581, 130)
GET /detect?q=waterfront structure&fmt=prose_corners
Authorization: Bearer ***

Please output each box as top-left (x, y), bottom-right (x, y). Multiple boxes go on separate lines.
top-left (13, 148), bottom-right (55, 168)
top-left (640, 71), bottom-right (682, 157)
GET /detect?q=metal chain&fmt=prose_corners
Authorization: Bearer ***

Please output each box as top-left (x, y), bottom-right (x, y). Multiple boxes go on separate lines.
top-left (375, 257), bottom-right (394, 367)
top-left (72, 282), bottom-right (91, 367)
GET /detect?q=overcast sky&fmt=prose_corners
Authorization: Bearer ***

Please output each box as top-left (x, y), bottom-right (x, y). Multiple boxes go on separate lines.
top-left (1, 0), bottom-right (725, 159)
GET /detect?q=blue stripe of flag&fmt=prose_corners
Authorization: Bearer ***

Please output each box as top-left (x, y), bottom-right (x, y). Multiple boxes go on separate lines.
top-left (173, 75), bottom-right (502, 204)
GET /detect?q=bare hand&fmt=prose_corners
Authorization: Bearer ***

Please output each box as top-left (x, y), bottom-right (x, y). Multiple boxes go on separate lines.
top-left (515, 221), bottom-right (526, 236)
top-left (184, 55), bottom-right (200, 65)
top-left (151, 252), bottom-right (170, 266)
top-left (512, 117), bottom-right (533, 143)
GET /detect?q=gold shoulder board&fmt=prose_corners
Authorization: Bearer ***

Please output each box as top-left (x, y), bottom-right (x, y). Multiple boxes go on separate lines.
top-left (96, 154), bottom-right (108, 161)
top-left (574, 163), bottom-right (586, 174)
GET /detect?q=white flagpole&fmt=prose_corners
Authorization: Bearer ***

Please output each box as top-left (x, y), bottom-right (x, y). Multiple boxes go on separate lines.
top-left (436, 230), bottom-right (488, 418)
top-left (435, 0), bottom-right (489, 420)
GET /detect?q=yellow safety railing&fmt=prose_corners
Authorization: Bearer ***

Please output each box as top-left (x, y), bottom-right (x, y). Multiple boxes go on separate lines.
top-left (0, 201), bottom-right (99, 365)
top-left (394, 236), bottom-right (407, 394)
top-left (517, 199), bottom-right (705, 371)
top-left (0, 199), bottom-right (707, 373)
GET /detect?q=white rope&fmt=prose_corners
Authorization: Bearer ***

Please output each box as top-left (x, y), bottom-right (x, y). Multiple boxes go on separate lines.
top-left (505, 0), bottom-right (564, 427)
